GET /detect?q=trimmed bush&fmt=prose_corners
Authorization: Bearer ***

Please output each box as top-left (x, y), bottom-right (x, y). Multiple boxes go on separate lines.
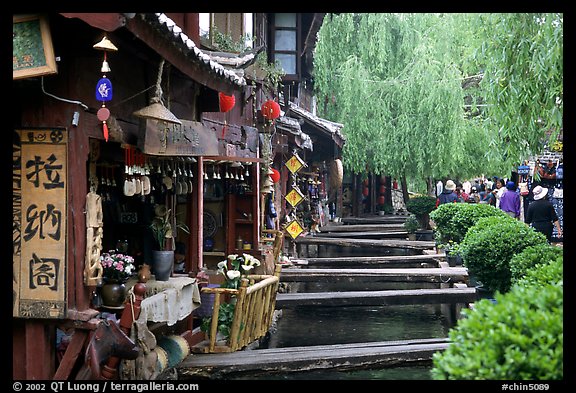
top-left (516, 254), bottom-right (563, 289)
top-left (406, 195), bottom-right (437, 229)
top-left (430, 203), bottom-right (509, 246)
top-left (430, 203), bottom-right (462, 244)
top-left (431, 282), bottom-right (563, 380)
top-left (458, 216), bottom-right (547, 293)
top-left (510, 244), bottom-right (564, 285)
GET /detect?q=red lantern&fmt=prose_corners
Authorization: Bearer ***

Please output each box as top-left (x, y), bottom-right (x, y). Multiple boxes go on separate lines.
top-left (379, 185), bottom-right (386, 195)
top-left (378, 195), bottom-right (385, 205)
top-left (362, 187), bottom-right (369, 197)
top-left (261, 100), bottom-right (281, 120)
top-left (362, 179), bottom-right (369, 186)
top-left (270, 168), bottom-right (281, 183)
top-left (219, 92), bottom-right (236, 112)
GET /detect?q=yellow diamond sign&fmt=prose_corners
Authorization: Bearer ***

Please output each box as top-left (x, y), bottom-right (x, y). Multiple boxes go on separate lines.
top-left (285, 219), bottom-right (305, 239)
top-left (285, 187), bottom-right (305, 208)
top-left (285, 154), bottom-right (306, 174)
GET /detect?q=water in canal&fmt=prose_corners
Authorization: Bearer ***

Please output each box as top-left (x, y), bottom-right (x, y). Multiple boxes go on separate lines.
top-left (227, 281), bottom-right (457, 380)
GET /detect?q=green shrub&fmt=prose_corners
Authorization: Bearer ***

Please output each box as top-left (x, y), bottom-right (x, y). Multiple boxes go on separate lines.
top-left (510, 244), bottom-right (564, 285)
top-left (515, 254), bottom-right (563, 289)
top-left (406, 195), bottom-right (437, 229)
top-left (430, 203), bottom-right (509, 246)
top-left (431, 283), bottom-right (563, 380)
top-left (458, 216), bottom-right (547, 293)
top-left (403, 215), bottom-right (419, 234)
top-left (430, 203), bottom-right (462, 244)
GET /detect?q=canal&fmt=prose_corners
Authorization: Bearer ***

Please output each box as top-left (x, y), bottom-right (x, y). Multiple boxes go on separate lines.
top-left (226, 289), bottom-right (456, 380)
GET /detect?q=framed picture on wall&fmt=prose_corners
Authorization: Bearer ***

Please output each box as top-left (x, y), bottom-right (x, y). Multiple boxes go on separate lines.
top-left (13, 14), bottom-right (58, 80)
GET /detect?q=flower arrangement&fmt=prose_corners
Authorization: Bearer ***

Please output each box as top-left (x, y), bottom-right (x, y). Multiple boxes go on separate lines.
top-left (217, 254), bottom-right (261, 289)
top-left (201, 253), bottom-right (262, 341)
top-left (100, 250), bottom-right (136, 282)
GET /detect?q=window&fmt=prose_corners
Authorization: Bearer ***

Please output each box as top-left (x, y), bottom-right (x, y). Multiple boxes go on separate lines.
top-left (199, 13), bottom-right (253, 50)
top-left (271, 13), bottom-right (299, 78)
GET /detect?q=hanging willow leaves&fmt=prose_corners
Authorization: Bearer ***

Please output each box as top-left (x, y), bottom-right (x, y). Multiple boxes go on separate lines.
top-left (313, 13), bottom-right (563, 189)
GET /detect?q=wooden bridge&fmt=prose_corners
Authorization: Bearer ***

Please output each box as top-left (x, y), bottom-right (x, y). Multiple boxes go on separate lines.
top-left (178, 338), bottom-right (449, 379)
top-left (175, 213), bottom-right (475, 379)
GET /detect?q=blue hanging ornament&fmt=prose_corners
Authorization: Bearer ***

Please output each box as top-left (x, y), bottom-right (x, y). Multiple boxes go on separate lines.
top-left (93, 36), bottom-right (118, 142)
top-left (96, 77), bottom-right (113, 102)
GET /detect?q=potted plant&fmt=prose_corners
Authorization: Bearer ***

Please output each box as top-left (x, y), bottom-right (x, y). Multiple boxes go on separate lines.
top-left (403, 215), bottom-right (419, 241)
top-left (406, 195), bottom-right (437, 240)
top-left (99, 250), bottom-right (136, 307)
top-left (149, 204), bottom-right (189, 281)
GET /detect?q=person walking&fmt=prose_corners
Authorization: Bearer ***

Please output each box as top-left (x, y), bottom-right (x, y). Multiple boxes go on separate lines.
top-left (525, 185), bottom-right (563, 242)
top-left (436, 180), bottom-right (458, 206)
top-left (499, 181), bottom-right (521, 219)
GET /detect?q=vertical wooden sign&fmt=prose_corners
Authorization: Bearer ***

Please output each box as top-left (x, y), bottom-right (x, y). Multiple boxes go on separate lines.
top-left (13, 129), bottom-right (67, 318)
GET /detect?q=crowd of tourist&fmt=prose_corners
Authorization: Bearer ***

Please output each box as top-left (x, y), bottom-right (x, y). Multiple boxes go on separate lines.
top-left (435, 170), bottom-right (562, 243)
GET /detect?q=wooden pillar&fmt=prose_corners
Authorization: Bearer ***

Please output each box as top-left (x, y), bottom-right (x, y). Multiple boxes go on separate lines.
top-left (192, 157), bottom-right (204, 271)
top-left (12, 320), bottom-right (56, 380)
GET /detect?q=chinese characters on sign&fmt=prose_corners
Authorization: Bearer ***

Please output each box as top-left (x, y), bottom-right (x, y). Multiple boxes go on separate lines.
top-left (284, 219), bottom-right (304, 240)
top-left (14, 129), bottom-right (67, 318)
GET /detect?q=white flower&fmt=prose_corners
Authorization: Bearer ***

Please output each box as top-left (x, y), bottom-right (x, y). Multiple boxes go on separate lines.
top-left (226, 270), bottom-right (241, 280)
top-left (227, 254), bottom-right (239, 261)
top-left (217, 260), bottom-right (228, 269)
top-left (241, 264), bottom-right (255, 272)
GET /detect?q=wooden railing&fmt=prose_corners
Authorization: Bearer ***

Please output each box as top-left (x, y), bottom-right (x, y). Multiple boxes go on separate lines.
top-left (193, 264), bottom-right (282, 353)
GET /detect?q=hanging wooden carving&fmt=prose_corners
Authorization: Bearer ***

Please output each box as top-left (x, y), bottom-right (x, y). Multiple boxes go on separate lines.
top-left (84, 191), bottom-right (104, 286)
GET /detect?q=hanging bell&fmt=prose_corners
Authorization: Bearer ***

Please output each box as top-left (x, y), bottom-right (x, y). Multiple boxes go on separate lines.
top-left (101, 60), bottom-right (111, 73)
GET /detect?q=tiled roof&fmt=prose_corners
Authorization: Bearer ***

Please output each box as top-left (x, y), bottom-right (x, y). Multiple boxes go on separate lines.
top-left (276, 116), bottom-right (313, 151)
top-left (287, 101), bottom-right (345, 145)
top-left (145, 13), bottom-right (246, 87)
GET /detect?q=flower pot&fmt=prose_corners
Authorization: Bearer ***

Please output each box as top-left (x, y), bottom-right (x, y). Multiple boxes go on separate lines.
top-left (151, 250), bottom-right (174, 281)
top-left (415, 229), bottom-right (434, 241)
top-left (100, 280), bottom-right (127, 307)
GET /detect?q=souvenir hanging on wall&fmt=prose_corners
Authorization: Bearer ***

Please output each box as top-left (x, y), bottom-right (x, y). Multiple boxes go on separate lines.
top-left (93, 35), bottom-right (118, 142)
top-left (285, 153), bottom-right (306, 175)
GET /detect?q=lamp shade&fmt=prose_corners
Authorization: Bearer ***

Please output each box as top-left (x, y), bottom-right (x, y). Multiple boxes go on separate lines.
top-left (261, 100), bottom-right (281, 120)
top-left (219, 92), bottom-right (236, 112)
top-left (133, 102), bottom-right (182, 125)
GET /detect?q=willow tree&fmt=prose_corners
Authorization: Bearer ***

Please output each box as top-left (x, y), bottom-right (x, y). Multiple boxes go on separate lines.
top-left (471, 13), bottom-right (563, 163)
top-left (313, 13), bottom-right (563, 190)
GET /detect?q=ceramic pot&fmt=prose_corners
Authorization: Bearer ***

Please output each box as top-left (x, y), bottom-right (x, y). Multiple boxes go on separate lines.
top-left (138, 264), bottom-right (151, 283)
top-left (101, 280), bottom-right (126, 307)
top-left (151, 250), bottom-right (174, 281)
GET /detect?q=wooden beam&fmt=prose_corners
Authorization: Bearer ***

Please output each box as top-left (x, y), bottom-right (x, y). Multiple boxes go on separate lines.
top-left (280, 267), bottom-right (469, 283)
top-left (60, 13), bottom-right (127, 32)
top-left (294, 236), bottom-right (435, 251)
top-left (179, 338), bottom-right (449, 378)
top-left (275, 287), bottom-right (478, 308)
top-left (53, 330), bottom-right (89, 380)
top-left (125, 16), bottom-right (240, 95)
top-left (293, 254), bottom-right (444, 268)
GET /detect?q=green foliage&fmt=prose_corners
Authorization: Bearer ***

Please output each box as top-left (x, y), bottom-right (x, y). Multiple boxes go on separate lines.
top-left (430, 202), bottom-right (508, 246)
top-left (200, 300), bottom-right (237, 341)
top-left (510, 244), bottom-right (564, 285)
top-left (406, 195), bottom-right (437, 216)
top-left (516, 253), bottom-right (563, 289)
top-left (473, 13), bottom-right (563, 161)
top-left (403, 215), bottom-right (419, 234)
top-left (458, 216), bottom-right (548, 293)
top-left (314, 13), bottom-right (563, 184)
top-left (406, 195), bottom-right (437, 229)
top-left (431, 282), bottom-right (563, 380)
